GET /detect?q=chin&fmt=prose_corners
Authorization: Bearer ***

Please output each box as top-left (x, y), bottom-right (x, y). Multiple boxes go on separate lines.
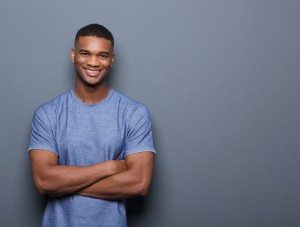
top-left (79, 76), bottom-right (108, 88)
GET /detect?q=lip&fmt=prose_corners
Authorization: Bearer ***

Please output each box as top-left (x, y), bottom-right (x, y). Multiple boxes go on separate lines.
top-left (83, 67), bottom-right (102, 77)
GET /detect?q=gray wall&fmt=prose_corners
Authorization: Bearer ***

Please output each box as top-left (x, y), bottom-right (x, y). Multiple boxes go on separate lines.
top-left (1, 1), bottom-right (299, 226)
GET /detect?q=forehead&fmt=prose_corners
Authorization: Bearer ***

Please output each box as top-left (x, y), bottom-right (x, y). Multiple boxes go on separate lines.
top-left (75, 36), bottom-right (113, 52)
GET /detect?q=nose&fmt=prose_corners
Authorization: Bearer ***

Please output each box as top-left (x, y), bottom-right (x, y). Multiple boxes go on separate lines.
top-left (87, 55), bottom-right (100, 67)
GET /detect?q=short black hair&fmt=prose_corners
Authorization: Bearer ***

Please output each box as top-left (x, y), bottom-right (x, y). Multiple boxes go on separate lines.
top-left (74, 23), bottom-right (114, 47)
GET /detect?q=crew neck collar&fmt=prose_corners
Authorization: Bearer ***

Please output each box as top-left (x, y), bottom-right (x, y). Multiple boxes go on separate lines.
top-left (70, 88), bottom-right (114, 107)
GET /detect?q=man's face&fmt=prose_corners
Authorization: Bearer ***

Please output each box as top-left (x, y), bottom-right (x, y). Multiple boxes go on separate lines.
top-left (71, 36), bottom-right (115, 87)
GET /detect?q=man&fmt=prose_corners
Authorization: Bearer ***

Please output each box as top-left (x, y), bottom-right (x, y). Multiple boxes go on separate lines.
top-left (28, 24), bottom-right (156, 227)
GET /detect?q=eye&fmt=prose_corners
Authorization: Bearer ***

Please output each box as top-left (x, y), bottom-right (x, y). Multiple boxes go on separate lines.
top-left (99, 54), bottom-right (108, 59)
top-left (80, 52), bottom-right (89, 56)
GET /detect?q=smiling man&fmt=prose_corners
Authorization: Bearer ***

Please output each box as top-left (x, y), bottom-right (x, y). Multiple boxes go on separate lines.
top-left (28, 24), bottom-right (156, 227)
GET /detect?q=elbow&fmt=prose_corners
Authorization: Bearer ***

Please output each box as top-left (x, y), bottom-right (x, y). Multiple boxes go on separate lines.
top-left (127, 171), bottom-right (153, 197)
top-left (35, 179), bottom-right (51, 195)
top-left (36, 188), bottom-right (48, 195)
top-left (35, 180), bottom-right (49, 195)
top-left (34, 178), bottom-right (58, 196)
top-left (134, 180), bottom-right (151, 197)
top-left (138, 187), bottom-right (149, 197)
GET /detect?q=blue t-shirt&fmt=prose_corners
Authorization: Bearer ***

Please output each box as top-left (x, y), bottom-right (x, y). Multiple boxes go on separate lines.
top-left (28, 88), bottom-right (156, 227)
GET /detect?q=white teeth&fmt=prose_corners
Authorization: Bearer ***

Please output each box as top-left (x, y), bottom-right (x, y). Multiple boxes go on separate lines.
top-left (85, 69), bottom-right (100, 76)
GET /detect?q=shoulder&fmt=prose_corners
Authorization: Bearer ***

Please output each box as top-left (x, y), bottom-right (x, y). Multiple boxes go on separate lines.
top-left (114, 91), bottom-right (151, 124)
top-left (112, 90), bottom-right (151, 118)
top-left (112, 89), bottom-right (149, 111)
top-left (33, 90), bottom-right (71, 118)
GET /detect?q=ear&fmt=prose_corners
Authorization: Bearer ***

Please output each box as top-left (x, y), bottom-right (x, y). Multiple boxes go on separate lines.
top-left (70, 49), bottom-right (75, 63)
top-left (111, 53), bottom-right (115, 66)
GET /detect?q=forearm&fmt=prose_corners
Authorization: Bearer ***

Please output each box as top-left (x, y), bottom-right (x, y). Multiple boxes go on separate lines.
top-left (78, 170), bottom-right (145, 199)
top-left (77, 153), bottom-right (155, 200)
top-left (36, 162), bottom-right (113, 197)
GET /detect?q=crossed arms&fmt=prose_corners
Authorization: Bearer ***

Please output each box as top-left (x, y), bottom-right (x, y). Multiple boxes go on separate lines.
top-left (30, 150), bottom-right (155, 200)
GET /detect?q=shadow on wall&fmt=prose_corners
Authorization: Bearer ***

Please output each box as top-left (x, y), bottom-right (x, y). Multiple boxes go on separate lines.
top-left (127, 196), bottom-right (148, 217)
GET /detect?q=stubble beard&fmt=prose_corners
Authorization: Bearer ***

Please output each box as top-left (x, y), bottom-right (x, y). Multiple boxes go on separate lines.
top-left (76, 70), bottom-right (110, 89)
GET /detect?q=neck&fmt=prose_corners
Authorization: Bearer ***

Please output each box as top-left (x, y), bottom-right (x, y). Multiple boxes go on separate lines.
top-left (74, 81), bottom-right (110, 105)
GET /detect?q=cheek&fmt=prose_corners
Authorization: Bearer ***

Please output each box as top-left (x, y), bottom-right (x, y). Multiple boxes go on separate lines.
top-left (101, 60), bottom-right (113, 68)
top-left (75, 57), bottom-right (85, 65)
top-left (74, 61), bottom-right (85, 74)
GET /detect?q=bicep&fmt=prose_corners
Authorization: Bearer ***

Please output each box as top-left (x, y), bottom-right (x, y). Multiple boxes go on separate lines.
top-left (30, 150), bottom-right (58, 182)
top-left (125, 152), bottom-right (155, 182)
top-left (29, 106), bottom-right (57, 154)
top-left (124, 106), bottom-right (156, 157)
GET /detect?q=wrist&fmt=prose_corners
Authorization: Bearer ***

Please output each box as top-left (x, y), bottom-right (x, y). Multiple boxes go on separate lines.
top-left (107, 160), bottom-right (118, 175)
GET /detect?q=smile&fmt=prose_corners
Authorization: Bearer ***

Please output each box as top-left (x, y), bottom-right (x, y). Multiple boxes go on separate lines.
top-left (83, 68), bottom-right (102, 77)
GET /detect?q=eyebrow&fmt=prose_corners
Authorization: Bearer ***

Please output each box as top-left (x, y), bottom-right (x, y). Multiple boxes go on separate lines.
top-left (78, 49), bottom-right (111, 55)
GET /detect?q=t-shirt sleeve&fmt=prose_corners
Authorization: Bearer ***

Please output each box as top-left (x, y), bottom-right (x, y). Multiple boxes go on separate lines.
top-left (124, 105), bottom-right (156, 157)
top-left (28, 105), bottom-right (58, 155)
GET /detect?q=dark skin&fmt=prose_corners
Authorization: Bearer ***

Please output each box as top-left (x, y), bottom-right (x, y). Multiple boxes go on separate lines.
top-left (71, 36), bottom-right (114, 104)
top-left (30, 36), bottom-right (155, 199)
